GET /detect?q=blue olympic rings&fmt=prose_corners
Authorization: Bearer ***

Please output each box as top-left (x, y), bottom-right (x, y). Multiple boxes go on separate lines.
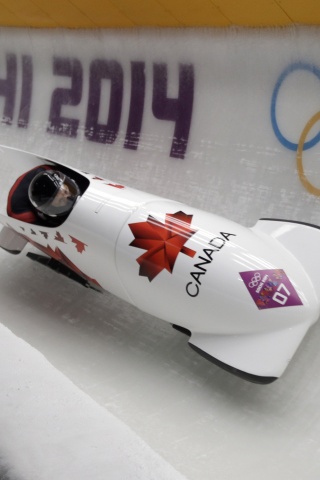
top-left (271, 62), bottom-right (320, 151)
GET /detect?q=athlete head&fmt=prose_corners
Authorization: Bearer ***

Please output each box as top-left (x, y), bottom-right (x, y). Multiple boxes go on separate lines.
top-left (28, 170), bottom-right (80, 217)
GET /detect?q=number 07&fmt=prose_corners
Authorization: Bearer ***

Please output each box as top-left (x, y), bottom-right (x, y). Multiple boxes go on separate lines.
top-left (272, 282), bottom-right (291, 305)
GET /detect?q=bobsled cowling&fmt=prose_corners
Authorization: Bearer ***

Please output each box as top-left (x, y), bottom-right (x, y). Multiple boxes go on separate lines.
top-left (0, 145), bottom-right (319, 384)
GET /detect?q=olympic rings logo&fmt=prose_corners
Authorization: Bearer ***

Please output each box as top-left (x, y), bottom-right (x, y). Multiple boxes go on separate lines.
top-left (248, 272), bottom-right (261, 289)
top-left (271, 62), bottom-right (320, 196)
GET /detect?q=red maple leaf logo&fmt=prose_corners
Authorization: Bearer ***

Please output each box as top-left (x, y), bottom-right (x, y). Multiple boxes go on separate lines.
top-left (70, 236), bottom-right (87, 253)
top-left (55, 232), bottom-right (66, 243)
top-left (106, 183), bottom-right (125, 189)
top-left (129, 211), bottom-right (197, 281)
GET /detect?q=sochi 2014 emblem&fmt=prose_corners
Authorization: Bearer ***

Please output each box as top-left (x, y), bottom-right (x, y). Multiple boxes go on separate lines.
top-left (240, 269), bottom-right (303, 310)
top-left (128, 211), bottom-right (197, 281)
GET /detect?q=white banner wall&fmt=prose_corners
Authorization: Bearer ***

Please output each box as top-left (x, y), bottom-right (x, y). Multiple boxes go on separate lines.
top-left (0, 27), bottom-right (320, 226)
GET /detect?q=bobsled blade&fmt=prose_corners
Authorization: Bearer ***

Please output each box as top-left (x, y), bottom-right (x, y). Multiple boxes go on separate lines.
top-left (189, 323), bottom-right (310, 384)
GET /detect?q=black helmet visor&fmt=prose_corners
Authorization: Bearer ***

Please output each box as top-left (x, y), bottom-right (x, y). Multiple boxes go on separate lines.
top-left (29, 170), bottom-right (80, 217)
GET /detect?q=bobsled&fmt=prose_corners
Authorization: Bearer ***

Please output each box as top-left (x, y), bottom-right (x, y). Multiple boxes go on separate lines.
top-left (0, 145), bottom-right (319, 384)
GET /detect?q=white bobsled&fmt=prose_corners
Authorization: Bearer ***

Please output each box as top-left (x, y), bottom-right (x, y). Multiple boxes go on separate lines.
top-left (0, 145), bottom-right (319, 384)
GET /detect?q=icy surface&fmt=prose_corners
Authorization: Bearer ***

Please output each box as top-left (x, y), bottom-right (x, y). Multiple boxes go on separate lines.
top-left (1, 26), bottom-right (320, 479)
top-left (0, 322), bottom-right (187, 480)
top-left (1, 245), bottom-right (320, 480)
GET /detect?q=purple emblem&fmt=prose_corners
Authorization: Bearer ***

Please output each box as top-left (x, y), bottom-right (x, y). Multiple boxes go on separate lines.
top-left (240, 269), bottom-right (303, 310)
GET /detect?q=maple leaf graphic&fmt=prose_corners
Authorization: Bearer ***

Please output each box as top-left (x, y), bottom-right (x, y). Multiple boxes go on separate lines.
top-left (106, 183), bottom-right (125, 189)
top-left (55, 232), bottom-right (66, 243)
top-left (70, 236), bottom-right (87, 253)
top-left (129, 211), bottom-right (197, 281)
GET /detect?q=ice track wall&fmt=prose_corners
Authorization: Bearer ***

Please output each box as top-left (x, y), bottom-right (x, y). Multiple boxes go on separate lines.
top-left (1, 27), bottom-right (320, 227)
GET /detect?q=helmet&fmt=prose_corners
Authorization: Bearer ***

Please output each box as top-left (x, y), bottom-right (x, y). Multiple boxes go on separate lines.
top-left (28, 170), bottom-right (80, 217)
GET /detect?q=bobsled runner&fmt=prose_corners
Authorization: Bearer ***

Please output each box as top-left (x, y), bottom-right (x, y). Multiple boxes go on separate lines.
top-left (0, 145), bottom-right (319, 384)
